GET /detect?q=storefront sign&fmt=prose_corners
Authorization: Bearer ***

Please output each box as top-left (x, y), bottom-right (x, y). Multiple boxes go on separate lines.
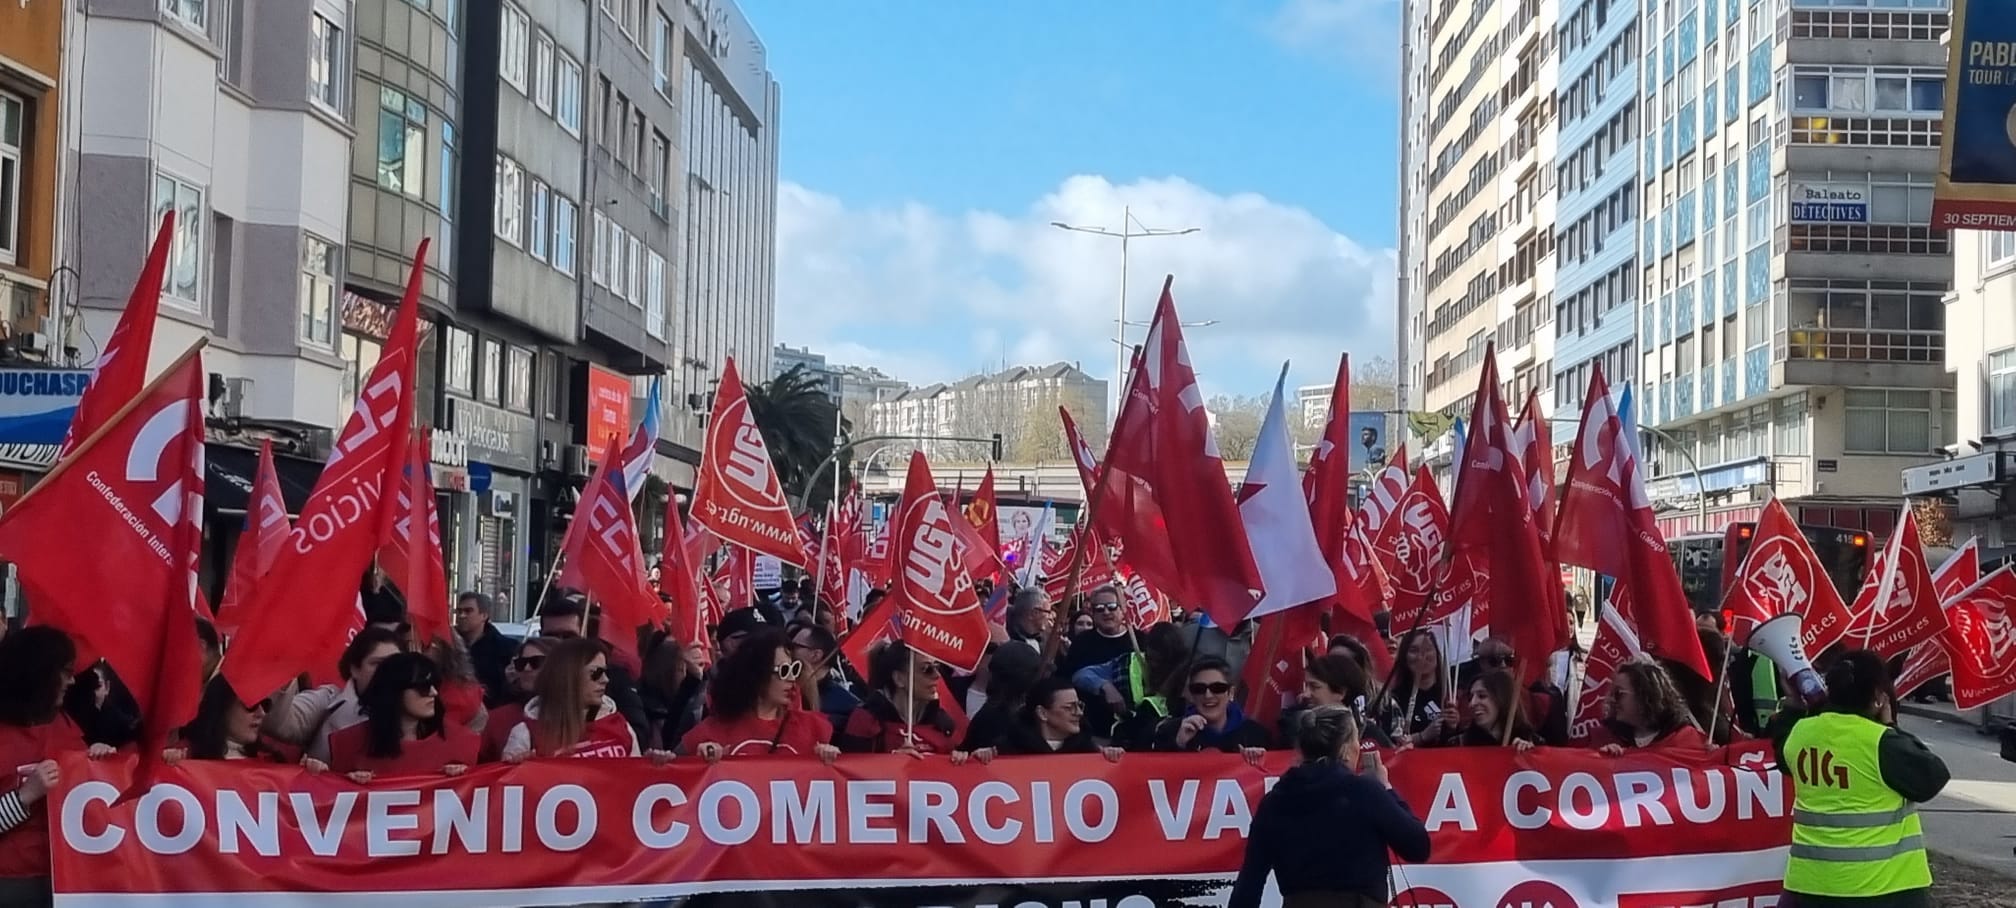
top-left (447, 397), bottom-right (536, 473)
top-left (0, 443), bottom-right (58, 471)
top-left (0, 368), bottom-right (89, 445)
top-left (585, 366), bottom-right (632, 463)
top-left (1789, 182), bottom-right (1868, 223)
top-left (430, 431), bottom-right (468, 469)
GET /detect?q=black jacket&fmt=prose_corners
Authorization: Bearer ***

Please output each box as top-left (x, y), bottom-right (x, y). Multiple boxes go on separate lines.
top-left (1150, 705), bottom-right (1274, 753)
top-left (466, 623), bottom-right (515, 707)
top-left (1229, 762), bottom-right (1431, 908)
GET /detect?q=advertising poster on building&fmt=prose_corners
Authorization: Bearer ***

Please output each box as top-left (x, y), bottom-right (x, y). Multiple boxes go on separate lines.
top-left (0, 369), bottom-right (89, 444)
top-left (1933, 0), bottom-right (2016, 228)
top-left (585, 366), bottom-right (632, 464)
top-left (1348, 411), bottom-right (1388, 472)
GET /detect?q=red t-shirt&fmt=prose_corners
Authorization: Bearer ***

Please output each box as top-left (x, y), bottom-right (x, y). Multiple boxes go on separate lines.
top-left (1587, 722), bottom-right (1711, 751)
top-left (0, 716), bottom-right (85, 879)
top-left (440, 681), bottom-right (486, 729)
top-left (326, 723), bottom-right (479, 776)
top-left (481, 703), bottom-right (525, 764)
top-left (544, 710), bottom-right (637, 759)
top-left (680, 708), bottom-right (834, 758)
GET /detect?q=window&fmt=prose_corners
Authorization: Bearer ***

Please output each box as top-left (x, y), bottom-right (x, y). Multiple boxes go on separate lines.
top-left (1991, 350), bottom-right (2016, 433)
top-left (533, 33), bottom-right (555, 113)
top-left (556, 55), bottom-right (583, 135)
top-left (626, 236), bottom-right (643, 304)
top-left (299, 236), bottom-right (337, 348)
top-left (1988, 232), bottom-right (2016, 271)
top-left (376, 87), bottom-right (426, 197)
top-left (590, 209), bottom-right (609, 285)
top-left (649, 133), bottom-right (670, 206)
top-left (480, 339), bottom-right (502, 404)
top-left (506, 346), bottom-right (534, 412)
top-left (646, 251), bottom-right (666, 339)
top-left (653, 12), bottom-right (675, 97)
top-left (444, 326), bottom-right (474, 394)
top-left (0, 93), bottom-right (20, 265)
top-left (153, 173), bottom-right (204, 307)
top-left (528, 181), bottom-right (550, 262)
top-left (553, 196), bottom-right (578, 275)
top-left (598, 77), bottom-right (616, 147)
top-left (438, 122), bottom-right (457, 254)
top-left (1844, 388), bottom-right (1932, 453)
top-left (161, 0), bottom-right (206, 32)
top-left (494, 156), bottom-right (522, 245)
top-left (308, 14), bottom-right (342, 112)
top-left (500, 5), bottom-right (530, 92)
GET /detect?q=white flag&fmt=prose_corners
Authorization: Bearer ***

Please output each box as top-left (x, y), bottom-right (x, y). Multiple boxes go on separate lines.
top-left (1240, 363), bottom-right (1336, 620)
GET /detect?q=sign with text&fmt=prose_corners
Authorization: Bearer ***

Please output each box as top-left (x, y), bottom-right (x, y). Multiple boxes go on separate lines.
top-left (1790, 181), bottom-right (1869, 223)
top-left (1932, 0), bottom-right (2016, 228)
top-left (584, 366), bottom-right (631, 467)
top-left (446, 397), bottom-right (535, 473)
top-left (0, 368), bottom-right (89, 444)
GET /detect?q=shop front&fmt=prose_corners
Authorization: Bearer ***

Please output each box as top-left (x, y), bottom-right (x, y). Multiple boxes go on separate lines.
top-left (445, 395), bottom-right (536, 620)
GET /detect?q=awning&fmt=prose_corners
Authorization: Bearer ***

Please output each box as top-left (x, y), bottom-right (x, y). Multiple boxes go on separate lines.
top-left (206, 443), bottom-right (323, 516)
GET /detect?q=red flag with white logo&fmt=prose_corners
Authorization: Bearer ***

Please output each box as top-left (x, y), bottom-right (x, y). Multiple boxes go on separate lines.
top-left (1097, 282), bottom-right (1264, 627)
top-left (946, 489), bottom-right (1006, 582)
top-left (691, 357), bottom-right (808, 566)
top-left (225, 242), bottom-right (429, 703)
top-left (1361, 444), bottom-right (1411, 532)
top-left (0, 344), bottom-right (208, 752)
top-left (1512, 390), bottom-right (1559, 546)
top-left (380, 429), bottom-right (450, 646)
top-left (817, 507), bottom-right (851, 613)
top-left (861, 516), bottom-right (894, 590)
top-left (556, 438), bottom-right (661, 662)
top-left (213, 439), bottom-right (290, 639)
top-left (713, 545), bottom-right (755, 614)
top-left (58, 213), bottom-right (174, 460)
top-left (1118, 566), bottom-right (1171, 629)
top-left (1375, 465), bottom-right (1453, 628)
top-left (884, 452), bottom-right (989, 672)
top-left (1844, 507), bottom-right (1947, 660)
top-left (1935, 566), bottom-right (2016, 709)
top-left (1553, 365), bottom-right (1711, 678)
top-left (1568, 602), bottom-right (1644, 741)
top-left (1301, 354), bottom-right (1377, 626)
top-left (660, 498), bottom-right (712, 664)
top-left (1895, 538), bottom-right (1982, 697)
top-left (1723, 497), bottom-right (1855, 654)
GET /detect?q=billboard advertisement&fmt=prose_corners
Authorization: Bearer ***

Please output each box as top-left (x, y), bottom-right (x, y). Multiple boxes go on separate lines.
top-left (0, 368), bottom-right (89, 444)
top-left (1932, 0), bottom-right (2016, 228)
top-left (584, 366), bottom-right (632, 463)
top-left (1348, 411), bottom-right (1388, 472)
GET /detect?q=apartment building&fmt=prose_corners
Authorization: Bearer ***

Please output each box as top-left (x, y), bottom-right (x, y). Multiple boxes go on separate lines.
top-left (0, 0), bottom-right (61, 355)
top-left (1904, 231), bottom-right (2015, 554)
top-left (867, 363), bottom-right (1108, 464)
top-left (1636, 0), bottom-right (1954, 536)
top-left (584, 0), bottom-right (679, 374)
top-left (1398, 0), bottom-right (1432, 412)
top-left (1413, 0), bottom-right (1562, 429)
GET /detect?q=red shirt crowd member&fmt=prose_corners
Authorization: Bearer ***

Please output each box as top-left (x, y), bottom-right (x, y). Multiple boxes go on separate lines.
top-left (1445, 670), bottom-right (1542, 751)
top-left (264, 626), bottom-right (408, 763)
top-left (503, 638), bottom-right (666, 762)
top-left (165, 676), bottom-right (301, 765)
top-left (425, 638), bottom-right (488, 733)
top-left (328, 653), bottom-right (478, 779)
top-left (680, 627), bottom-right (837, 763)
top-left (0, 627), bottom-right (111, 901)
top-left (838, 640), bottom-right (961, 756)
top-left (482, 636), bottom-right (556, 763)
top-left (1591, 658), bottom-right (1711, 754)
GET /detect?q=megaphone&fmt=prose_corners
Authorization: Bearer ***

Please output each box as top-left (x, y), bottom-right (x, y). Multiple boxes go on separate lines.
top-left (1749, 612), bottom-right (1827, 707)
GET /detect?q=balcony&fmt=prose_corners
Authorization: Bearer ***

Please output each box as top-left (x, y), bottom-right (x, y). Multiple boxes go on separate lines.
top-left (1771, 326), bottom-right (1947, 388)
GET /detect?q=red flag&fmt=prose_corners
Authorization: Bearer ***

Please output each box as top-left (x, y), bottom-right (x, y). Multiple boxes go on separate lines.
top-left (1936, 537), bottom-right (1981, 602)
top-left (1241, 605), bottom-right (1327, 732)
top-left (1723, 497), bottom-right (1855, 654)
top-left (58, 213), bottom-right (174, 459)
top-left (1513, 390), bottom-right (1559, 545)
top-left (556, 438), bottom-right (660, 662)
top-left (1937, 566), bottom-right (2016, 709)
top-left (1568, 603), bottom-right (1643, 741)
top-left (0, 344), bottom-right (208, 752)
top-left (691, 356), bottom-right (808, 566)
top-left (381, 430), bottom-right (450, 645)
top-left (225, 242), bottom-right (428, 703)
top-left (1895, 539), bottom-right (1983, 697)
top-left (1374, 465), bottom-right (1452, 627)
top-left (1060, 405), bottom-right (1179, 588)
top-left (1096, 281), bottom-right (1263, 627)
top-left (884, 452), bottom-right (989, 672)
top-left (1361, 444), bottom-right (1411, 531)
top-left (1553, 365), bottom-right (1711, 678)
top-left (1447, 347), bottom-right (1569, 684)
top-left (817, 505), bottom-right (850, 613)
top-left (839, 590), bottom-right (901, 676)
top-left (945, 489), bottom-right (1006, 582)
top-left (1843, 507), bottom-right (1946, 660)
top-left (1042, 524), bottom-right (1119, 601)
top-left (1118, 566), bottom-right (1171, 629)
top-left (659, 500), bottom-right (712, 664)
top-left (861, 517), bottom-right (894, 589)
top-left (836, 485), bottom-right (867, 567)
top-left (967, 467), bottom-right (1002, 549)
top-left (1302, 354), bottom-right (1378, 625)
top-left (213, 440), bottom-right (290, 639)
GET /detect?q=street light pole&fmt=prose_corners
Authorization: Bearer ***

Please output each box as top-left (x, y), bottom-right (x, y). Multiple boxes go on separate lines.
top-left (1051, 208), bottom-right (1200, 422)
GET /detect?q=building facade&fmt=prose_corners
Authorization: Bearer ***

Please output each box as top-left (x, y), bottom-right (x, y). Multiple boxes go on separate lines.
top-left (1904, 231), bottom-right (2015, 554)
top-left (866, 363), bottom-right (1107, 464)
top-left (774, 342), bottom-right (842, 399)
top-left (0, 0), bottom-right (62, 357)
top-left (1636, 0), bottom-right (1954, 536)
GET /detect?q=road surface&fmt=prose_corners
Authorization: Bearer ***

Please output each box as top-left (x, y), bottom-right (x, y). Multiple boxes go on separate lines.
top-left (1901, 712), bottom-right (2016, 879)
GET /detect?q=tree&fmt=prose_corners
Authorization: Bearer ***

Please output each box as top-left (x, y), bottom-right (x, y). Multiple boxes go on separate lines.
top-left (1207, 394), bottom-right (1270, 461)
top-left (1353, 356), bottom-right (1400, 412)
top-left (744, 364), bottom-right (851, 513)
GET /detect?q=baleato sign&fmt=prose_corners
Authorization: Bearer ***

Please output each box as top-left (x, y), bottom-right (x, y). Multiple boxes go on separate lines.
top-left (1789, 181), bottom-right (1869, 223)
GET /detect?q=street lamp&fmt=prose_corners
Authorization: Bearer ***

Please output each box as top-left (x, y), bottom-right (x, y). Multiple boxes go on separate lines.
top-left (1051, 207), bottom-right (1200, 421)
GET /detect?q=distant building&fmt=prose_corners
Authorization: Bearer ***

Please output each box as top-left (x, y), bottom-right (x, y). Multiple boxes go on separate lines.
top-left (773, 343), bottom-right (842, 399)
top-left (1297, 384), bottom-right (1330, 431)
top-left (866, 362), bottom-right (1107, 463)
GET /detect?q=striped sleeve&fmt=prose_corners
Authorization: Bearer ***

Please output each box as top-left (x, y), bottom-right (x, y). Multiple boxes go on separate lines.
top-left (0, 791), bottom-right (30, 835)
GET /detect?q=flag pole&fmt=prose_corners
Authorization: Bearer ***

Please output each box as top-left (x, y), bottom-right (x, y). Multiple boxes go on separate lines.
top-left (528, 552), bottom-right (566, 621)
top-left (813, 499), bottom-right (834, 618)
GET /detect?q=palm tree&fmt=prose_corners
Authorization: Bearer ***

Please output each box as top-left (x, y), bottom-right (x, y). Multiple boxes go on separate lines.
top-left (743, 364), bottom-right (851, 513)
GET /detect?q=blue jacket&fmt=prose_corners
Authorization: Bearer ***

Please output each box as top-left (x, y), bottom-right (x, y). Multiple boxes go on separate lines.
top-left (1229, 762), bottom-right (1431, 907)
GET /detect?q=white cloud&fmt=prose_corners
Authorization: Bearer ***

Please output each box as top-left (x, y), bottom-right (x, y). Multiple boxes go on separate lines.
top-left (774, 175), bottom-right (1396, 399)
top-left (1266, 0), bottom-right (1403, 88)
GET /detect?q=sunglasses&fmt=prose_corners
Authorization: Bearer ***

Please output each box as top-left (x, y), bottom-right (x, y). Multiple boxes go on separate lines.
top-left (1189, 682), bottom-right (1233, 696)
top-left (512, 655), bottom-right (546, 671)
top-left (407, 680), bottom-right (439, 695)
top-left (916, 662), bottom-right (941, 678)
top-left (1046, 699), bottom-right (1085, 714)
top-left (774, 659), bottom-right (805, 682)
top-left (588, 667), bottom-right (609, 683)
top-left (1090, 602), bottom-right (1121, 613)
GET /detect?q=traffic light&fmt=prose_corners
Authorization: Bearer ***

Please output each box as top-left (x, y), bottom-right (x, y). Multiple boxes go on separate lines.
top-left (990, 432), bottom-right (1003, 461)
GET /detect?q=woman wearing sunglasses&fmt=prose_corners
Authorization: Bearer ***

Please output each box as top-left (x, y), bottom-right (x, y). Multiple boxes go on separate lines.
top-left (681, 627), bottom-right (839, 763)
top-left (838, 640), bottom-right (964, 756)
top-left (481, 637), bottom-right (556, 763)
top-left (164, 676), bottom-right (301, 765)
top-left (1152, 657), bottom-right (1271, 764)
top-left (502, 638), bottom-right (670, 762)
top-left (327, 653), bottom-right (479, 780)
top-left (998, 677), bottom-right (1124, 762)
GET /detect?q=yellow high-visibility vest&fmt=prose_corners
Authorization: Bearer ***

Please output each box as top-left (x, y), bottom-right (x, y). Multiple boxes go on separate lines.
top-left (1782, 711), bottom-right (1931, 897)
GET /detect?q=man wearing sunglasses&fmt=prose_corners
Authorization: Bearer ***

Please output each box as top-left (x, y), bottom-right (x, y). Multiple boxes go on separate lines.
top-left (1063, 587), bottom-right (1135, 733)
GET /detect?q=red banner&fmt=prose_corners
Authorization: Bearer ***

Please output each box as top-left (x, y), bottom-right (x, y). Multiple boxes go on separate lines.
top-left (51, 746), bottom-right (1792, 906)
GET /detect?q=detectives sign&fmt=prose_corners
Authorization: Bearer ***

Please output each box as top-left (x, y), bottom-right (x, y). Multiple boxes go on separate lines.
top-left (447, 397), bottom-right (536, 473)
top-left (1790, 182), bottom-right (1869, 223)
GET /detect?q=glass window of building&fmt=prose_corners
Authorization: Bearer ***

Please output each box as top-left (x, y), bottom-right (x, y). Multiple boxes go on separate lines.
top-left (500, 5), bottom-right (530, 92)
top-left (480, 338), bottom-right (503, 404)
top-left (153, 172), bottom-right (205, 309)
top-left (0, 92), bottom-right (20, 265)
top-left (377, 87), bottom-right (426, 198)
top-left (444, 326), bottom-right (474, 394)
top-left (653, 13), bottom-right (675, 97)
top-left (1987, 232), bottom-right (2016, 271)
top-left (1845, 389), bottom-right (1931, 454)
top-left (494, 156), bottom-right (522, 245)
top-left (553, 196), bottom-right (578, 276)
top-left (309, 14), bottom-right (343, 113)
top-left (1991, 351), bottom-right (2016, 433)
top-left (590, 210), bottom-right (608, 285)
top-left (557, 55), bottom-right (583, 136)
top-left (299, 236), bottom-right (337, 348)
top-left (506, 346), bottom-right (534, 412)
top-left (529, 180), bottom-right (550, 262)
top-left (534, 33), bottom-right (555, 113)
top-left (439, 122), bottom-right (457, 257)
top-left (650, 133), bottom-right (670, 205)
top-left (161, 0), bottom-right (206, 32)
top-left (646, 251), bottom-right (666, 339)
top-left (627, 235), bottom-right (643, 305)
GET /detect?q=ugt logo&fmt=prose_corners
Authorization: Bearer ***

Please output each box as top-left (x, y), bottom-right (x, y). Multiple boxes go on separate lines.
top-left (901, 496), bottom-right (971, 616)
top-left (127, 399), bottom-right (195, 527)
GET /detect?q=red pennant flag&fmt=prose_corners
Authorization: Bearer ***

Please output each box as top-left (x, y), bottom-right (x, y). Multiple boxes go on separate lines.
top-left (967, 467), bottom-right (1002, 550)
top-left (836, 485), bottom-right (867, 567)
top-left (1060, 405), bottom-right (1177, 589)
top-left (1095, 282), bottom-right (1263, 627)
top-left (1937, 566), bottom-right (2016, 709)
top-left (1447, 347), bottom-right (1569, 684)
top-left (1568, 602), bottom-right (1643, 740)
top-left (1374, 465), bottom-right (1453, 628)
top-left (691, 356), bottom-right (808, 566)
top-left (817, 506), bottom-right (851, 613)
top-left (945, 489), bottom-right (1006, 582)
top-left (1895, 539), bottom-right (1984, 697)
top-left (1844, 507), bottom-right (1947, 660)
top-left (1302, 354), bottom-right (1378, 625)
top-left (1512, 390), bottom-right (1559, 545)
top-left (213, 440), bottom-right (290, 639)
top-left (1361, 444), bottom-right (1411, 531)
top-left (1724, 497), bottom-right (1856, 654)
top-left (381, 430), bottom-right (450, 646)
top-left (556, 438), bottom-right (661, 662)
top-left (225, 242), bottom-right (429, 703)
top-left (885, 452), bottom-right (989, 672)
top-left (58, 213), bottom-right (174, 459)
top-left (0, 344), bottom-right (209, 753)
top-left (839, 589), bottom-right (901, 676)
top-left (1553, 365), bottom-right (1711, 678)
top-left (660, 499), bottom-right (712, 664)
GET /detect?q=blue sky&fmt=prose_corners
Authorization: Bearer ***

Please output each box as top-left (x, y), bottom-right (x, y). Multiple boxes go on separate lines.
top-left (749, 0), bottom-right (1401, 400)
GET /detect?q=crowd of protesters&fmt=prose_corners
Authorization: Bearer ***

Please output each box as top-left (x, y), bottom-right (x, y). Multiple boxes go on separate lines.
top-left (0, 566), bottom-right (1767, 905)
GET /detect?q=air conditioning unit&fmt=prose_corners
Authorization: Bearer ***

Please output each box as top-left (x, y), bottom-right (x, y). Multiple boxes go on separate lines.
top-left (220, 377), bottom-right (253, 419)
top-left (562, 444), bottom-right (590, 480)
